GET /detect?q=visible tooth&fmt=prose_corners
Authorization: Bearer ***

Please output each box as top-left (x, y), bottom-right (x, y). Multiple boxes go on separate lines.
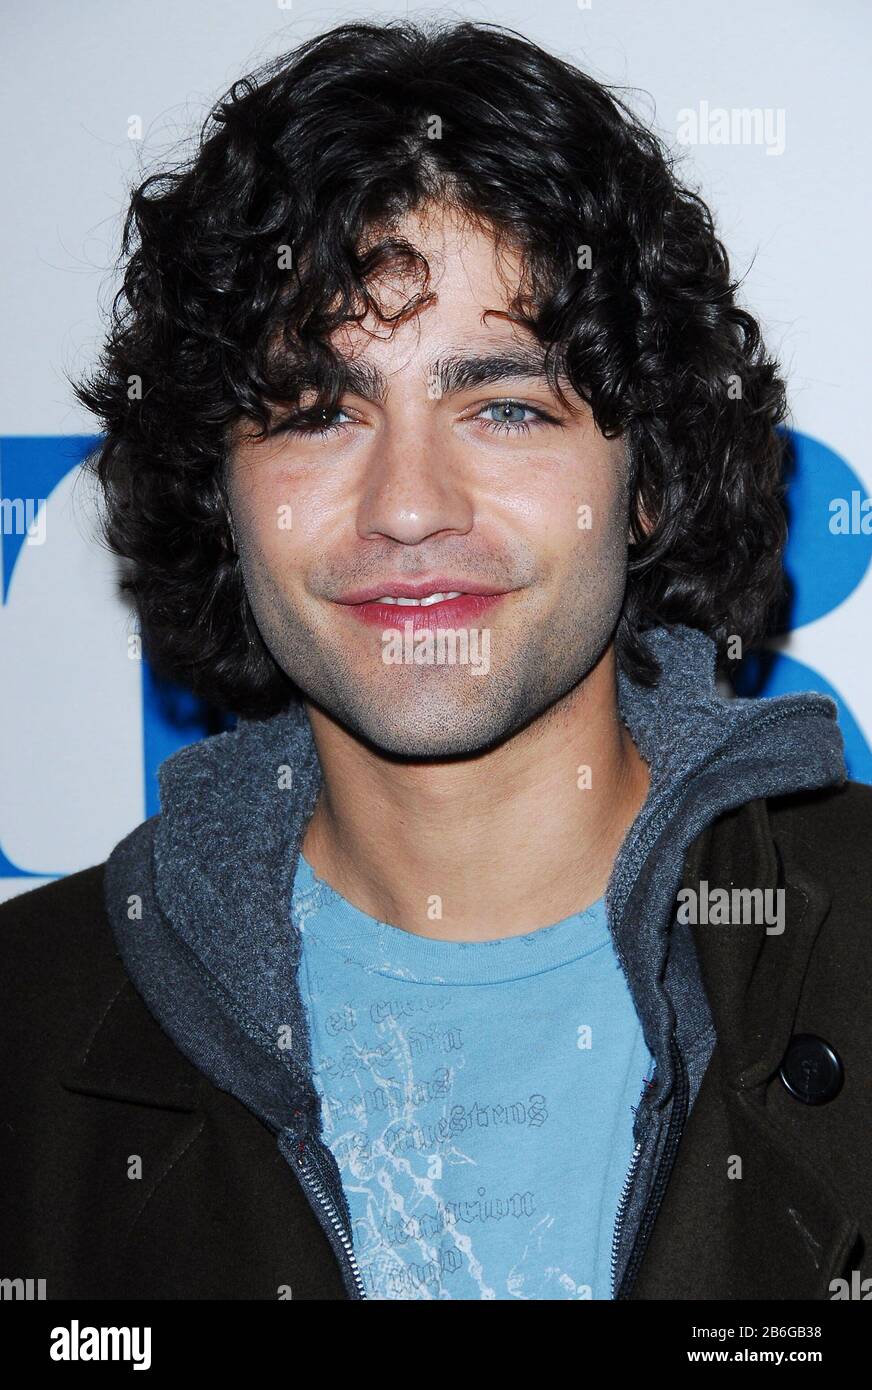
top-left (372, 591), bottom-right (465, 606)
top-left (420, 591), bottom-right (462, 606)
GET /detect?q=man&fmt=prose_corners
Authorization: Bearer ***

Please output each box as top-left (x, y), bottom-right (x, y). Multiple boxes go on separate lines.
top-left (1, 18), bottom-right (870, 1301)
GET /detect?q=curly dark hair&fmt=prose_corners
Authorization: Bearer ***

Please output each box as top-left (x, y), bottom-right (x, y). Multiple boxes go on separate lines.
top-left (72, 18), bottom-right (789, 719)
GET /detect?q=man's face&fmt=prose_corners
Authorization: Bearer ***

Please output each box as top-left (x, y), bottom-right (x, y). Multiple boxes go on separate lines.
top-left (227, 203), bottom-right (631, 757)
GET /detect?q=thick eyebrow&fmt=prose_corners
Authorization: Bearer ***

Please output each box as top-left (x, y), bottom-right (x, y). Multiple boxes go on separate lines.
top-left (429, 347), bottom-right (562, 396)
top-left (324, 345), bottom-right (567, 403)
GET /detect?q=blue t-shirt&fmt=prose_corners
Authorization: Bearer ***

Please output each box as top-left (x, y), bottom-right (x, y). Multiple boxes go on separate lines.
top-left (291, 852), bottom-right (654, 1300)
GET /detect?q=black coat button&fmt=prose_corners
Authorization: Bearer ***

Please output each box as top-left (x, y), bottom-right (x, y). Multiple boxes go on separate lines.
top-left (779, 1034), bottom-right (844, 1104)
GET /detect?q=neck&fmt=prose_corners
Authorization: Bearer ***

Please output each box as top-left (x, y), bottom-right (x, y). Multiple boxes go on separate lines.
top-left (301, 640), bottom-right (651, 941)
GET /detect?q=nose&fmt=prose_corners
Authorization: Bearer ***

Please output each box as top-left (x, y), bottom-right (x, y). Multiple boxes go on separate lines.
top-left (355, 416), bottom-right (475, 546)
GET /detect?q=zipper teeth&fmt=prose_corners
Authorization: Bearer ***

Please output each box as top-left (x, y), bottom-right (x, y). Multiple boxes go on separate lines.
top-left (616, 1037), bottom-right (689, 1300)
top-left (610, 1139), bottom-right (642, 1298)
top-left (611, 1060), bottom-right (654, 1299)
top-left (298, 1147), bottom-right (368, 1299)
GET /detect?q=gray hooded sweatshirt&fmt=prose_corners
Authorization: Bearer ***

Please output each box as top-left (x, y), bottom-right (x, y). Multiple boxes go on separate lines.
top-left (103, 623), bottom-right (846, 1298)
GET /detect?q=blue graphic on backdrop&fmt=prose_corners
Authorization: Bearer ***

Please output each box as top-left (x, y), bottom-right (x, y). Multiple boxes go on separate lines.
top-left (0, 436), bottom-right (95, 603)
top-left (733, 429), bottom-right (872, 780)
top-left (1, 428), bottom-right (870, 882)
top-left (775, 428), bottom-right (870, 631)
top-left (0, 436), bottom-right (232, 879)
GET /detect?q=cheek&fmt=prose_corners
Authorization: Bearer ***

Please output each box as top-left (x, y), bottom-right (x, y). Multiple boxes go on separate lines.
top-left (233, 470), bottom-right (333, 576)
top-left (508, 459), bottom-right (625, 560)
top-left (573, 447), bottom-right (629, 551)
top-left (546, 456), bottom-right (630, 604)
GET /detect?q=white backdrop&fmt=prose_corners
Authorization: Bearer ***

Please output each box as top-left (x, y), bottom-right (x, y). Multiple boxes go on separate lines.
top-left (2, 0), bottom-right (870, 902)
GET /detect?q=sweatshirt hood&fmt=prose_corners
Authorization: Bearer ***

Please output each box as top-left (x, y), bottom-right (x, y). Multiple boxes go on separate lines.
top-left (104, 621), bottom-right (847, 1135)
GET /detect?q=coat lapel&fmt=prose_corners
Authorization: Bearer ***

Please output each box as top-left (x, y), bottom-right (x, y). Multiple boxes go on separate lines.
top-left (61, 975), bottom-right (201, 1112)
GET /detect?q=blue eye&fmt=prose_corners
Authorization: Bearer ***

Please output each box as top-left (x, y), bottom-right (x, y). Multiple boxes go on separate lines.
top-left (483, 401), bottom-right (529, 424)
top-left (477, 400), bottom-right (555, 435)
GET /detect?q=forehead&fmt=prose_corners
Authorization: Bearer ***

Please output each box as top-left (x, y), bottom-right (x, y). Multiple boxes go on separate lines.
top-left (331, 202), bottom-right (531, 366)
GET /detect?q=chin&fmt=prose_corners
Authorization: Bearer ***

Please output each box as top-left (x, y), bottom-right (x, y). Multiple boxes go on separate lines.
top-left (371, 729), bottom-right (496, 760)
top-left (341, 696), bottom-right (518, 761)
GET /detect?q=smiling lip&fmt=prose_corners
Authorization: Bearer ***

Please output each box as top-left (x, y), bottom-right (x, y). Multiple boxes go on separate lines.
top-left (335, 578), bottom-right (510, 629)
